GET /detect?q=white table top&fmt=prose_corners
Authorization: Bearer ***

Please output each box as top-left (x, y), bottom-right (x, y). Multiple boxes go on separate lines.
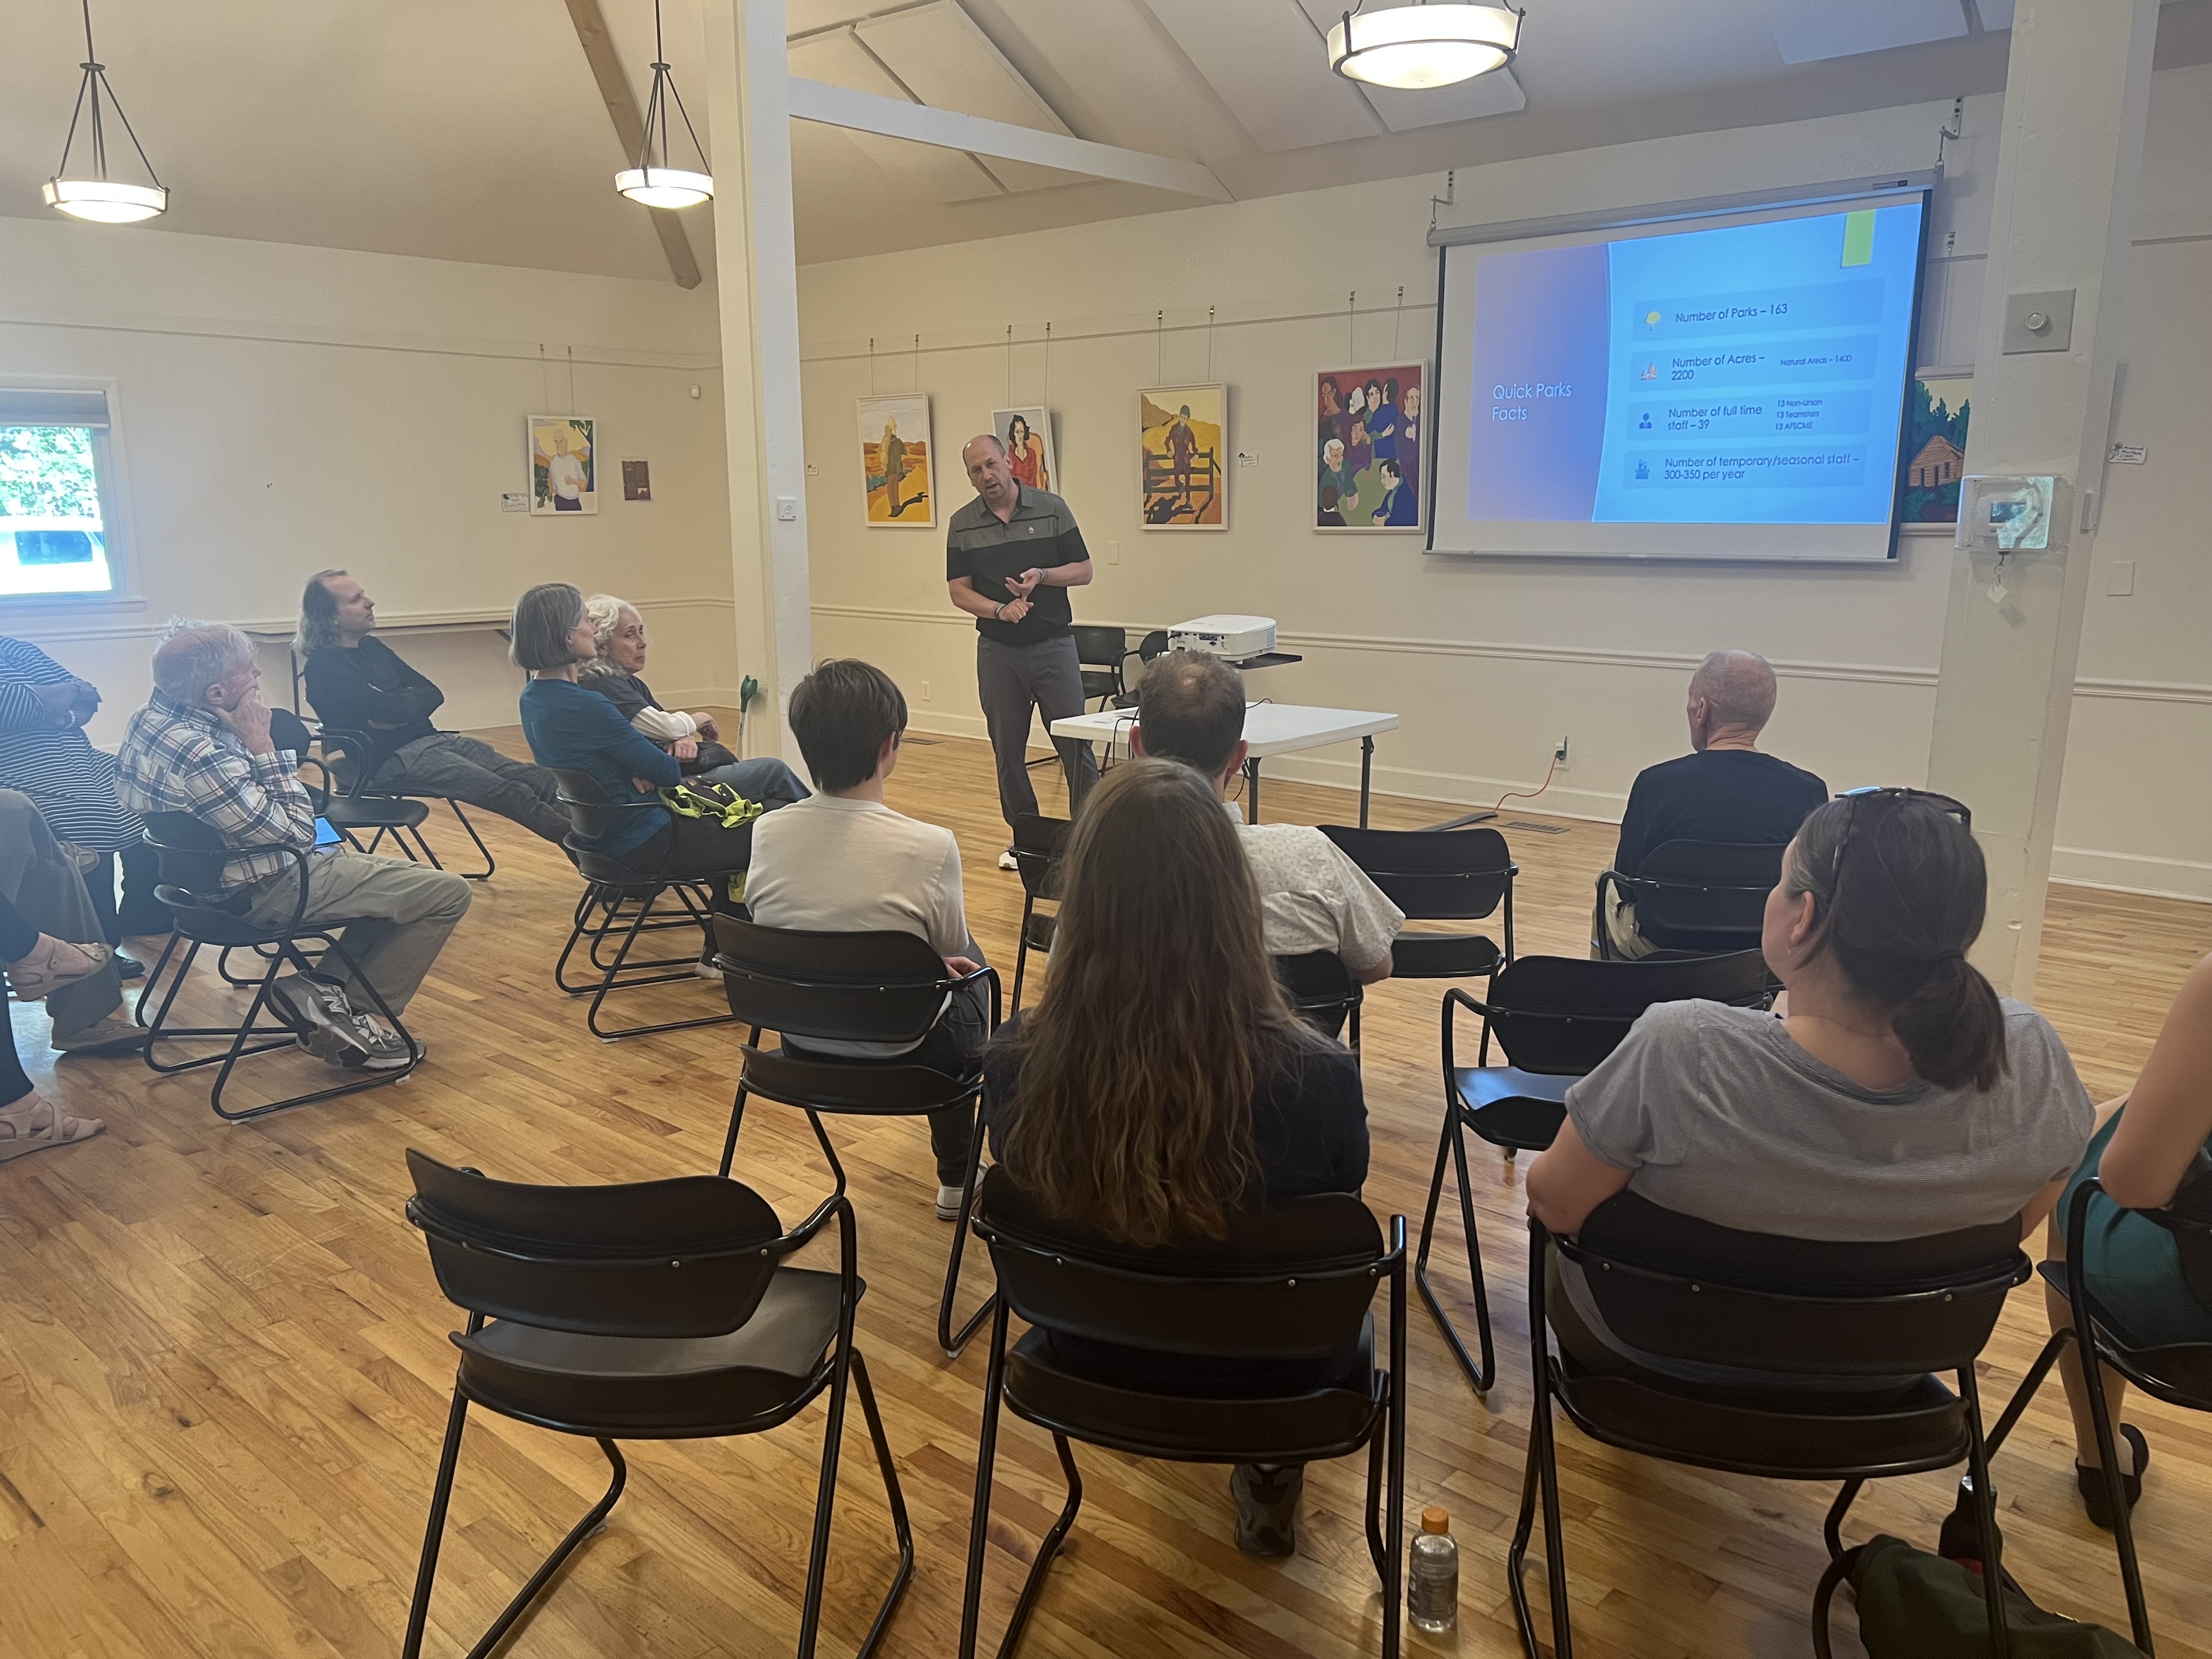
top-left (1050, 702), bottom-right (1399, 758)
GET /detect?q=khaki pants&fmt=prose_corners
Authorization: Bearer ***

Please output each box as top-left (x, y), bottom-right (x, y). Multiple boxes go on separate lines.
top-left (0, 789), bottom-right (122, 1039)
top-left (240, 851), bottom-right (472, 1014)
top-left (1596, 891), bottom-right (1659, 961)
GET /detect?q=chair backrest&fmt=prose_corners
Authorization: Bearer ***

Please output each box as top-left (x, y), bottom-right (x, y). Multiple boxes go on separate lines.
top-left (143, 811), bottom-right (235, 905)
top-left (269, 706), bottom-right (314, 757)
top-left (1622, 839), bottom-right (1785, 946)
top-left (1275, 950), bottom-right (1355, 1008)
top-left (405, 1150), bottom-right (786, 1340)
top-left (1135, 629), bottom-right (1170, 663)
top-left (1318, 824), bottom-right (1513, 921)
top-left (548, 765), bottom-right (638, 842)
top-left (976, 1167), bottom-right (1384, 1363)
top-left (1484, 950), bottom-right (1769, 1075)
top-left (1567, 1192), bottom-right (2028, 1376)
top-left (1011, 812), bottom-right (1070, 902)
top-left (712, 914), bottom-right (956, 1047)
top-left (1071, 624), bottom-right (1126, 672)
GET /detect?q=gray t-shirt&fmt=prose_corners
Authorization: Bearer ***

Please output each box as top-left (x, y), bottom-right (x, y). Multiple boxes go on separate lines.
top-left (1236, 820), bottom-right (1404, 975)
top-left (1566, 997), bottom-right (2093, 1240)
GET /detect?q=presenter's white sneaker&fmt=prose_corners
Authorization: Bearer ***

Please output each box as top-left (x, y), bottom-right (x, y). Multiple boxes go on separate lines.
top-left (936, 1184), bottom-right (964, 1222)
top-left (997, 848), bottom-right (1019, 871)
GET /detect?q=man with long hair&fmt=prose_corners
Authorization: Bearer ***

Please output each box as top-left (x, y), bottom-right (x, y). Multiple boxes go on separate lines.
top-left (297, 569), bottom-right (568, 845)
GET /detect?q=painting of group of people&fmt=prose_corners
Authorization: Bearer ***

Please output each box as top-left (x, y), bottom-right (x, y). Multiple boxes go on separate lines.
top-left (1315, 364), bottom-right (1422, 532)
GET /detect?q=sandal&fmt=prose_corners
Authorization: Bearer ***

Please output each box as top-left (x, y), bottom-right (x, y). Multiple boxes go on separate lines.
top-left (0, 1094), bottom-right (106, 1163)
top-left (5, 936), bottom-right (113, 1001)
top-left (2076, 1423), bottom-right (2149, 1531)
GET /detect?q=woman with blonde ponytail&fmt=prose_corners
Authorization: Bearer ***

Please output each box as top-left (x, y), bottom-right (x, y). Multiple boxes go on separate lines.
top-left (1529, 788), bottom-right (2093, 1253)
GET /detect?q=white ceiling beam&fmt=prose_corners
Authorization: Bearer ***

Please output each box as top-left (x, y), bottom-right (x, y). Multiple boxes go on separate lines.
top-left (786, 76), bottom-right (1232, 201)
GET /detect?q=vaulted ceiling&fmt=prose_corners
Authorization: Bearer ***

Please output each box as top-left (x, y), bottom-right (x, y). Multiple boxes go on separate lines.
top-left (2, 0), bottom-right (2207, 279)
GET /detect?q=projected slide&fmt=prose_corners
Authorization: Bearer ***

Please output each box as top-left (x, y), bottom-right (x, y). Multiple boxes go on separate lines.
top-left (1434, 193), bottom-right (1927, 560)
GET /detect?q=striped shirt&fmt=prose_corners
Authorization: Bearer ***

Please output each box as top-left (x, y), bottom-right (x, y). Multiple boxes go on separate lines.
top-left (117, 691), bottom-right (317, 893)
top-left (945, 484), bottom-right (1087, 646)
top-left (0, 635), bottom-right (142, 851)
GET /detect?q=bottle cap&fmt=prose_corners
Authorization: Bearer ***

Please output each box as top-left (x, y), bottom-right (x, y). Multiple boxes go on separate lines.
top-left (1421, 1506), bottom-right (1449, 1534)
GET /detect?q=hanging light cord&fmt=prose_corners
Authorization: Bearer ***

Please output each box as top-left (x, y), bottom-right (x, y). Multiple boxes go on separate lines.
top-left (54, 0), bottom-right (162, 188)
top-left (637, 0), bottom-right (709, 176)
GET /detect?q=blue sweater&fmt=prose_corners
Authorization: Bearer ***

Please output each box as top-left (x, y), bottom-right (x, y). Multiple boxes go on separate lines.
top-left (519, 677), bottom-right (680, 856)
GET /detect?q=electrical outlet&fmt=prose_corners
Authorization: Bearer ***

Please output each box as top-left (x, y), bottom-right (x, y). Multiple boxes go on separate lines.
top-left (921, 680), bottom-right (932, 701)
top-left (1554, 736), bottom-right (1570, 764)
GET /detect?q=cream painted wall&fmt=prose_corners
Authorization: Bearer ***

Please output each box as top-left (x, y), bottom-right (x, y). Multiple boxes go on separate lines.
top-left (0, 215), bottom-right (742, 745)
top-left (798, 68), bottom-right (2212, 899)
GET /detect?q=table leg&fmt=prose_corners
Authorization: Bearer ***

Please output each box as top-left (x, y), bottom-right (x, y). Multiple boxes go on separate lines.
top-left (1360, 736), bottom-right (1374, 828)
top-left (1244, 758), bottom-right (1261, 825)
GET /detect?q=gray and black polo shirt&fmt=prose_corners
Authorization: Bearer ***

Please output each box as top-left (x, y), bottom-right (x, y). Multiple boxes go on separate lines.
top-left (945, 485), bottom-right (1088, 646)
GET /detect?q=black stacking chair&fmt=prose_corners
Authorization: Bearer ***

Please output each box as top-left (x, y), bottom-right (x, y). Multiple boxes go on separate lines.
top-left (400, 1152), bottom-right (911, 1659)
top-left (1071, 624), bottom-right (1128, 710)
top-left (268, 708), bottom-right (438, 861)
top-left (548, 767), bottom-right (742, 1040)
top-left (1276, 950), bottom-right (1362, 1051)
top-left (710, 915), bottom-right (1002, 1356)
top-left (1980, 1176), bottom-right (2212, 1653)
top-left (1593, 839), bottom-right (1784, 959)
top-left (1320, 823), bottom-right (1517, 1048)
top-left (1008, 812), bottom-right (1068, 1012)
top-left (136, 812), bottom-right (420, 1119)
top-left (1423, 949), bottom-right (1770, 1391)
top-left (1520, 1196), bottom-right (2028, 1659)
top-left (303, 714), bottom-right (497, 881)
top-left (960, 1168), bottom-right (1408, 1659)
top-left (1108, 629), bottom-right (1173, 708)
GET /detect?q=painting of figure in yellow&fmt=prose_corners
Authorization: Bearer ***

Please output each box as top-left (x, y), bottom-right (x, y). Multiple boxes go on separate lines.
top-left (859, 394), bottom-right (934, 527)
top-left (528, 416), bottom-right (596, 515)
top-left (1139, 385), bottom-right (1226, 530)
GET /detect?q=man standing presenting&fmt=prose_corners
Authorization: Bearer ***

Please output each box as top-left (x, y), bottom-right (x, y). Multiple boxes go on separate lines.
top-left (946, 434), bottom-right (1098, 867)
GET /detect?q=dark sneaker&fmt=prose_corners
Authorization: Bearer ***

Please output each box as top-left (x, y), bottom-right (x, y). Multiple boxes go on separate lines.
top-left (341, 1011), bottom-right (417, 1070)
top-left (1231, 1463), bottom-right (1302, 1559)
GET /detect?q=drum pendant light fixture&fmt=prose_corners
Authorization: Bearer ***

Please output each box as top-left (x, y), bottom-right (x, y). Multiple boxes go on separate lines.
top-left (1328, 1), bottom-right (1522, 91)
top-left (614, 0), bottom-right (713, 210)
top-left (43, 0), bottom-right (168, 224)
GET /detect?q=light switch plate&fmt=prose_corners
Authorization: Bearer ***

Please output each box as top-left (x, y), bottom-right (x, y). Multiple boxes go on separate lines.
top-left (2002, 289), bottom-right (2075, 354)
top-left (2106, 560), bottom-right (2136, 596)
top-left (775, 497), bottom-right (798, 522)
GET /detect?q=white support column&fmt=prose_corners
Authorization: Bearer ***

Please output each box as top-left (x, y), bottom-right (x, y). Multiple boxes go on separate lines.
top-left (704, 0), bottom-right (811, 763)
top-left (1925, 0), bottom-right (2159, 998)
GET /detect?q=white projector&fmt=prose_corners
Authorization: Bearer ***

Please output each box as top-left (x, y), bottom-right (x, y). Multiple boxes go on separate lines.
top-left (1167, 614), bottom-right (1276, 663)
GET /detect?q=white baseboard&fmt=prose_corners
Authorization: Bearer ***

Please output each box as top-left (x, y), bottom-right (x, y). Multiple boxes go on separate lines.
top-left (2050, 846), bottom-right (2212, 906)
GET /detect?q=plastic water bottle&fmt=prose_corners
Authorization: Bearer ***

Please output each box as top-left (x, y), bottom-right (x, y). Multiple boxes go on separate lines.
top-left (1408, 1505), bottom-right (1459, 1634)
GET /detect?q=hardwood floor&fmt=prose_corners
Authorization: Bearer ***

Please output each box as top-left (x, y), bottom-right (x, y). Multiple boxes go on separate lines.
top-left (5, 723), bottom-right (2207, 1659)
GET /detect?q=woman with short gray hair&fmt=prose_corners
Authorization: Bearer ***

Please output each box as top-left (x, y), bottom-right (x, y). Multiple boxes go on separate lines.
top-left (512, 583), bottom-right (778, 926)
top-left (577, 592), bottom-right (806, 808)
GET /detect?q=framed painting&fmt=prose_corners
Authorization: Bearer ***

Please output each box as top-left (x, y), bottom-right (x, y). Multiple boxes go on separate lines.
top-left (991, 407), bottom-right (1056, 496)
top-left (1898, 367), bottom-right (1972, 533)
top-left (858, 394), bottom-right (934, 527)
top-left (1139, 385), bottom-right (1226, 529)
top-left (528, 415), bottom-right (596, 515)
top-left (1316, 363), bottom-right (1423, 531)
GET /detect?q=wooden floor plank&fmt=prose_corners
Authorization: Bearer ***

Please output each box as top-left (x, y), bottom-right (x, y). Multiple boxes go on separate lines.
top-left (3, 721), bottom-right (2206, 1658)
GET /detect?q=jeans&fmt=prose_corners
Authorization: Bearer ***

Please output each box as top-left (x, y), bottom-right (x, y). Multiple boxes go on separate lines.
top-left (239, 851), bottom-right (473, 1015)
top-left (692, 757), bottom-right (812, 809)
top-left (374, 732), bottom-right (571, 844)
top-left (977, 634), bottom-right (1098, 833)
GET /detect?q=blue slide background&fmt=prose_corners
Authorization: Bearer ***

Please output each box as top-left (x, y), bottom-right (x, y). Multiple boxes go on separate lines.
top-left (1465, 201), bottom-right (1923, 527)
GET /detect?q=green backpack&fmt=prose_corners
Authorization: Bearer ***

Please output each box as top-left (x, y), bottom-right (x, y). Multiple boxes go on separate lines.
top-left (658, 780), bottom-right (765, 904)
top-left (1815, 1534), bottom-right (2142, 1658)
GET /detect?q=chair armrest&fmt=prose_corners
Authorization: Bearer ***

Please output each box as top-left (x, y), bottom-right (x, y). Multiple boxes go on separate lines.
top-left (786, 1188), bottom-right (852, 1255)
top-left (314, 726), bottom-right (380, 798)
top-left (950, 961), bottom-right (1004, 1032)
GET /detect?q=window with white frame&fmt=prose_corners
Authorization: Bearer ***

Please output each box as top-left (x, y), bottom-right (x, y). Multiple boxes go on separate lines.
top-left (0, 387), bottom-right (119, 599)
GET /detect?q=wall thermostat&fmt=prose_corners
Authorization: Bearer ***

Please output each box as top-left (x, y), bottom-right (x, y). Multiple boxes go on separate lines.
top-left (1955, 475), bottom-right (2068, 552)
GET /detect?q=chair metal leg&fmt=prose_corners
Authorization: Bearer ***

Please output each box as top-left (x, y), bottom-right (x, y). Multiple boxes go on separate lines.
top-left (1011, 896), bottom-right (1034, 1013)
top-left (795, 1319), bottom-right (860, 1659)
top-left (938, 1101), bottom-right (997, 1357)
top-left (994, 1435), bottom-right (1084, 1659)
top-left (1414, 1106), bottom-right (1495, 1392)
top-left (1381, 1253), bottom-right (1407, 1659)
top-left (2071, 1305), bottom-right (2156, 1651)
top-left (1364, 1415), bottom-right (1387, 1583)
top-left (132, 928), bottom-right (185, 1026)
top-left (423, 799), bottom-right (495, 882)
top-left (583, 883), bottom-right (739, 1042)
top-left (1956, 1367), bottom-right (2012, 1659)
top-left (717, 1080), bottom-right (751, 1179)
top-left (402, 1384), bottom-right (472, 1659)
top-left (1983, 1328), bottom-right (2072, 1459)
top-left (847, 1351), bottom-right (916, 1659)
top-left (958, 1297), bottom-right (1015, 1659)
top-left (1822, 1480), bottom-right (1864, 1562)
top-left (1507, 1231), bottom-right (1572, 1659)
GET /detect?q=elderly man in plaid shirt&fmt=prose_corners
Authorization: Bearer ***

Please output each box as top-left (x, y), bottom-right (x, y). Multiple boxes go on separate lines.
top-left (119, 623), bottom-right (471, 1069)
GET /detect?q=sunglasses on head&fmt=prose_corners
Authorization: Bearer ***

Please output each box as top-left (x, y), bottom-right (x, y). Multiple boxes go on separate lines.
top-left (1825, 786), bottom-right (1973, 894)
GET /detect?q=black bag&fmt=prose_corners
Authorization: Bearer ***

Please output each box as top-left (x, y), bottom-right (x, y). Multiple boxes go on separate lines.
top-left (679, 740), bottom-right (739, 776)
top-left (1815, 1534), bottom-right (2142, 1658)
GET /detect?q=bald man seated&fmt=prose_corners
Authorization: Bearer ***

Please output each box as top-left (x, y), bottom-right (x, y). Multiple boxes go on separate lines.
top-left (1600, 649), bottom-right (1825, 960)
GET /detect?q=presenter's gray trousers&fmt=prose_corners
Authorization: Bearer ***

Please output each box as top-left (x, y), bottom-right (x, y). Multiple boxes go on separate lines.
top-left (977, 634), bottom-right (1098, 833)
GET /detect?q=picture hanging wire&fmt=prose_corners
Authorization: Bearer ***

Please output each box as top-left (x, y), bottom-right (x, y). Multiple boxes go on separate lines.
top-left (1347, 290), bottom-right (1356, 359)
top-left (1005, 323), bottom-right (1013, 405)
top-left (1393, 285), bottom-right (1404, 358)
top-left (1043, 321), bottom-right (1052, 408)
top-left (1155, 309), bottom-right (1164, 384)
top-left (566, 345), bottom-right (577, 414)
top-left (1206, 306), bottom-right (1216, 381)
top-left (911, 333), bottom-right (919, 394)
top-left (868, 336), bottom-right (876, 395)
top-left (537, 343), bottom-right (550, 411)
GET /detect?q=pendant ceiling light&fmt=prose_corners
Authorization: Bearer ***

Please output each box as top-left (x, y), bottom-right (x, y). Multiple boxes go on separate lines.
top-left (614, 0), bottom-right (713, 210)
top-left (43, 0), bottom-right (167, 223)
top-left (1327, 1), bottom-right (1522, 91)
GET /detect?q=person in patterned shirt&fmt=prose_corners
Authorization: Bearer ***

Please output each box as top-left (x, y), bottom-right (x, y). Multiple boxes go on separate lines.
top-left (117, 623), bottom-right (471, 1069)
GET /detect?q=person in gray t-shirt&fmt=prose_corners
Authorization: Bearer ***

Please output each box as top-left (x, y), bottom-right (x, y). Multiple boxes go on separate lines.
top-left (1529, 791), bottom-right (2093, 1374)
